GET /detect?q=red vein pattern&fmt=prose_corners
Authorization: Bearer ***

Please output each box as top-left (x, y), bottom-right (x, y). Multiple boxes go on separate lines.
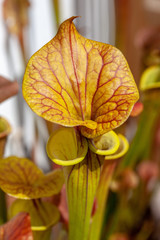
top-left (23, 17), bottom-right (139, 138)
top-left (0, 212), bottom-right (33, 240)
top-left (0, 157), bottom-right (64, 199)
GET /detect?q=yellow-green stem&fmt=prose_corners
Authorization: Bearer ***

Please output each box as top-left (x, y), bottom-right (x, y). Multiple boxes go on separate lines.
top-left (63, 150), bottom-right (103, 240)
top-left (119, 105), bottom-right (160, 171)
top-left (89, 160), bottom-right (116, 240)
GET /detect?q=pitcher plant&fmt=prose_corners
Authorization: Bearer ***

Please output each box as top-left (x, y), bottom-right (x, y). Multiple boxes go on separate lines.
top-left (22, 17), bottom-right (139, 240)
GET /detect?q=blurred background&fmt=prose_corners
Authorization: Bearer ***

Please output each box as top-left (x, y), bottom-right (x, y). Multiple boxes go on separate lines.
top-left (1, 0), bottom-right (160, 239)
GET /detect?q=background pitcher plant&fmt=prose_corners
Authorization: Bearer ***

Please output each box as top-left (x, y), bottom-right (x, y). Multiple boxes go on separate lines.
top-left (22, 17), bottom-right (139, 240)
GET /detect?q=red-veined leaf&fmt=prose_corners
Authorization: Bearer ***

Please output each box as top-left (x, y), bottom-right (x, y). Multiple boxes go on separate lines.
top-left (0, 156), bottom-right (64, 199)
top-left (0, 212), bottom-right (33, 240)
top-left (23, 17), bottom-right (139, 138)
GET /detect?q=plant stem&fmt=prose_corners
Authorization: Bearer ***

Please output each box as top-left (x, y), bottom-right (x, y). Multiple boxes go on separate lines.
top-left (118, 105), bottom-right (160, 171)
top-left (89, 160), bottom-right (116, 240)
top-left (63, 150), bottom-right (103, 240)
